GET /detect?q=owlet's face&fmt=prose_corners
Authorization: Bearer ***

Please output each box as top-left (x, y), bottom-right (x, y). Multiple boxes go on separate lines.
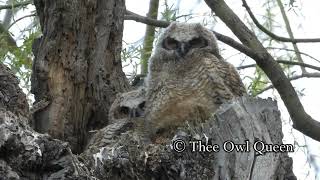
top-left (156, 22), bottom-right (220, 59)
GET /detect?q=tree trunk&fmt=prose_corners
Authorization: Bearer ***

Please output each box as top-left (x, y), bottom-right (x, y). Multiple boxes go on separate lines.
top-left (31, 0), bottom-right (130, 153)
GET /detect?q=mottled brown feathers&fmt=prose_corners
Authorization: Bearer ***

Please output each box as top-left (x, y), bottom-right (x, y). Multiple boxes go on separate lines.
top-left (145, 22), bottom-right (246, 140)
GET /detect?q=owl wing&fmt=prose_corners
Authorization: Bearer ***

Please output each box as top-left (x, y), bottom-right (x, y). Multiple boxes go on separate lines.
top-left (203, 55), bottom-right (246, 97)
top-left (219, 61), bottom-right (246, 97)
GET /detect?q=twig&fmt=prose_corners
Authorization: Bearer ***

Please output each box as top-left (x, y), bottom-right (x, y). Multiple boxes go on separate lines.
top-left (266, 47), bottom-right (320, 63)
top-left (8, 13), bottom-right (36, 29)
top-left (257, 72), bottom-right (320, 95)
top-left (242, 0), bottom-right (320, 43)
top-left (276, 0), bottom-right (306, 73)
top-left (237, 60), bottom-right (320, 72)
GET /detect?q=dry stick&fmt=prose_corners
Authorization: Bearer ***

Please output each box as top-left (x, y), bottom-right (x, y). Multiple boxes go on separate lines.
top-left (237, 60), bottom-right (320, 72)
top-left (7, 13), bottom-right (36, 29)
top-left (204, 0), bottom-right (320, 141)
top-left (266, 47), bottom-right (320, 63)
top-left (242, 0), bottom-right (320, 43)
top-left (257, 73), bottom-right (320, 95)
top-left (275, 0), bottom-right (306, 73)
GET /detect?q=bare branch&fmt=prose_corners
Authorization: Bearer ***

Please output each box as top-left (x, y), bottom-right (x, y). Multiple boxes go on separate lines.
top-left (213, 31), bottom-right (259, 59)
top-left (237, 60), bottom-right (320, 72)
top-left (276, 0), bottom-right (306, 73)
top-left (257, 73), bottom-right (320, 95)
top-left (242, 0), bottom-right (320, 43)
top-left (8, 13), bottom-right (36, 29)
top-left (205, 0), bottom-right (320, 142)
top-left (125, 10), bottom-right (169, 28)
top-left (0, 0), bottom-right (33, 10)
top-left (266, 47), bottom-right (320, 63)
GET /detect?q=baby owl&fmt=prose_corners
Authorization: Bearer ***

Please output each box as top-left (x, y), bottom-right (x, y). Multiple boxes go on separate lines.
top-left (145, 22), bottom-right (246, 140)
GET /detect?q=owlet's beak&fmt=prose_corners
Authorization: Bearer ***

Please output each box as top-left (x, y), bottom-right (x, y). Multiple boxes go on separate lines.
top-left (177, 42), bottom-right (191, 57)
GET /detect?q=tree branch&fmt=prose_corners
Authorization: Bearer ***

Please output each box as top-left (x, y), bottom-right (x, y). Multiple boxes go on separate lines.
top-left (213, 31), bottom-right (259, 59)
top-left (0, 0), bottom-right (33, 10)
top-left (257, 73), bottom-right (320, 95)
top-left (7, 13), bottom-right (36, 29)
top-left (237, 60), bottom-right (320, 72)
top-left (276, 0), bottom-right (306, 73)
top-left (242, 0), bottom-right (320, 43)
top-left (125, 10), bottom-right (169, 28)
top-left (266, 47), bottom-right (320, 63)
top-left (205, 0), bottom-right (320, 142)
top-left (124, 10), bottom-right (260, 61)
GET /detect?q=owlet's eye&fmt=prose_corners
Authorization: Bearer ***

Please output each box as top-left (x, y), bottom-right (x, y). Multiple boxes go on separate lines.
top-left (162, 37), bottom-right (179, 50)
top-left (189, 37), bottom-right (208, 48)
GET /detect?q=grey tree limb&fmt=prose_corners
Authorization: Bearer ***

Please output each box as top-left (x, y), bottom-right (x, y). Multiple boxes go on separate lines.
top-left (257, 72), bottom-right (320, 95)
top-left (237, 60), bottom-right (320, 72)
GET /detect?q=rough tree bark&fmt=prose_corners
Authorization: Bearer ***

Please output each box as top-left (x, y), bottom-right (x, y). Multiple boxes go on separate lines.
top-left (0, 63), bottom-right (29, 117)
top-left (31, 0), bottom-right (130, 153)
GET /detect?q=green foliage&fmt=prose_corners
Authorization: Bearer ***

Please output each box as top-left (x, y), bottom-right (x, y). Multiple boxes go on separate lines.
top-left (0, 0), bottom-right (39, 99)
top-left (122, 42), bottom-right (143, 64)
top-left (121, 41), bottom-right (143, 80)
top-left (161, 0), bottom-right (178, 21)
top-left (247, 67), bottom-right (268, 96)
